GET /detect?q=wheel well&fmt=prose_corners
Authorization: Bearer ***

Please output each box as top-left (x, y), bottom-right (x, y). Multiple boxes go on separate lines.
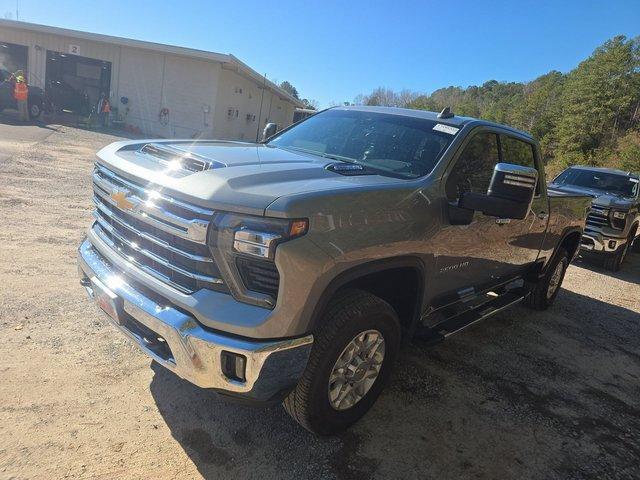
top-left (336, 267), bottom-right (422, 337)
top-left (561, 231), bottom-right (582, 260)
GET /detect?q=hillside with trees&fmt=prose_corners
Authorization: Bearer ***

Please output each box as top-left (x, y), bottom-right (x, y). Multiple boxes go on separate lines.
top-left (354, 36), bottom-right (640, 177)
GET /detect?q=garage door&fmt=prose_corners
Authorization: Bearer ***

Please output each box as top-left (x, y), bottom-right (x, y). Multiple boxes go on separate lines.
top-left (45, 50), bottom-right (111, 115)
top-left (0, 41), bottom-right (28, 76)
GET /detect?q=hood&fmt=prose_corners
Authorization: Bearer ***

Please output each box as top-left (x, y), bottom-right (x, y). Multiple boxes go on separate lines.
top-left (96, 139), bottom-right (407, 216)
top-left (548, 182), bottom-right (634, 210)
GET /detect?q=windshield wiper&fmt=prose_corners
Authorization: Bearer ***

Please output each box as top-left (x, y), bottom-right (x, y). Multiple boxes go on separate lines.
top-left (276, 145), bottom-right (358, 164)
top-left (319, 152), bottom-right (358, 164)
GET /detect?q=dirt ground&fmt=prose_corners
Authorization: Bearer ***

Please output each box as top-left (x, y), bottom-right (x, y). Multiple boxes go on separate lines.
top-left (1, 116), bottom-right (639, 480)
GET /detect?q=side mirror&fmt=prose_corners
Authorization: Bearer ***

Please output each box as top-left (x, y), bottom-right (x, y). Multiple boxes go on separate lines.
top-left (458, 163), bottom-right (538, 220)
top-left (262, 123), bottom-right (278, 141)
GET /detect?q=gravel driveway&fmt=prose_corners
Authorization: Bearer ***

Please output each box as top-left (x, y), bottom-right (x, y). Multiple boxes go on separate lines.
top-left (1, 120), bottom-right (639, 480)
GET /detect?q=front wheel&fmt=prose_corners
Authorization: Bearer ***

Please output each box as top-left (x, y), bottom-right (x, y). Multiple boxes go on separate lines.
top-left (283, 289), bottom-right (401, 435)
top-left (603, 230), bottom-right (635, 271)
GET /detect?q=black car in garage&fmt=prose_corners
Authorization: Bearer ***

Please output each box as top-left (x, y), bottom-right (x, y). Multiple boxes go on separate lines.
top-left (0, 69), bottom-right (45, 119)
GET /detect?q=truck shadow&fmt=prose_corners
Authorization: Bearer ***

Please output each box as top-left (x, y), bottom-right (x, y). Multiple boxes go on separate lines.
top-left (149, 283), bottom-right (640, 479)
top-left (0, 110), bottom-right (61, 131)
top-left (573, 251), bottom-right (640, 285)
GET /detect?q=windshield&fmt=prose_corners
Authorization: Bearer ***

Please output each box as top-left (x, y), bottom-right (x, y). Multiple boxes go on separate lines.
top-left (267, 109), bottom-right (456, 178)
top-left (553, 168), bottom-right (639, 197)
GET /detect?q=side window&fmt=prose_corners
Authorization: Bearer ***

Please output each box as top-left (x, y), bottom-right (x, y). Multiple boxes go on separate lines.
top-left (446, 133), bottom-right (499, 200)
top-left (500, 135), bottom-right (539, 193)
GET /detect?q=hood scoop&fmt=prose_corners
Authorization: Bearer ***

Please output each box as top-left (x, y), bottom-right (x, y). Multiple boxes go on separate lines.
top-left (138, 143), bottom-right (227, 176)
top-left (326, 162), bottom-right (374, 176)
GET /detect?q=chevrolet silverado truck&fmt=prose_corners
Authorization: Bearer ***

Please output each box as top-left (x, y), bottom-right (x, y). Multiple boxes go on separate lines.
top-left (78, 106), bottom-right (590, 435)
top-left (548, 166), bottom-right (640, 271)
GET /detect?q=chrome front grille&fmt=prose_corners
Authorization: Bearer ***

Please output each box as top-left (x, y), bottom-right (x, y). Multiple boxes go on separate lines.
top-left (585, 205), bottom-right (610, 231)
top-left (91, 163), bottom-right (226, 294)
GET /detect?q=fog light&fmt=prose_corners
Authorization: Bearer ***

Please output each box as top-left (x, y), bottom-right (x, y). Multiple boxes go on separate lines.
top-left (608, 240), bottom-right (616, 249)
top-left (221, 351), bottom-right (246, 382)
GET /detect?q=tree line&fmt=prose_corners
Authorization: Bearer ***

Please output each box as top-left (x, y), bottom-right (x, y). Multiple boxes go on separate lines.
top-left (354, 36), bottom-right (640, 176)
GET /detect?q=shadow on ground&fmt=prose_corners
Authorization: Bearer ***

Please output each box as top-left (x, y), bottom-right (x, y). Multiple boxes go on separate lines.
top-left (574, 250), bottom-right (640, 285)
top-left (0, 109), bottom-right (62, 131)
top-left (149, 284), bottom-right (640, 479)
top-left (0, 109), bottom-right (144, 139)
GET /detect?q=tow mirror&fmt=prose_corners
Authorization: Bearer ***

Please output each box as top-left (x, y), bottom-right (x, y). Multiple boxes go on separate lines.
top-left (262, 123), bottom-right (278, 141)
top-left (456, 163), bottom-right (538, 221)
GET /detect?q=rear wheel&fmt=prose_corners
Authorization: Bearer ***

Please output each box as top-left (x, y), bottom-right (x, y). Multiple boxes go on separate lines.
top-left (29, 101), bottom-right (42, 119)
top-left (525, 248), bottom-right (569, 310)
top-left (283, 289), bottom-right (401, 435)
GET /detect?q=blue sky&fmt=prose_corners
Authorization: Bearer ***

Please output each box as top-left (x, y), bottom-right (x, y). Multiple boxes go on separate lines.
top-left (1, 0), bottom-right (639, 107)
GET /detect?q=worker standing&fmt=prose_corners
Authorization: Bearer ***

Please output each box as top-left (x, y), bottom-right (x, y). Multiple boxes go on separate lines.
top-left (96, 93), bottom-right (111, 128)
top-left (101, 96), bottom-right (111, 127)
top-left (13, 73), bottom-right (29, 122)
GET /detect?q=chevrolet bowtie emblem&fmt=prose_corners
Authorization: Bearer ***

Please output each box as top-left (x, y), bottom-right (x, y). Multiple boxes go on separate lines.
top-left (111, 189), bottom-right (135, 211)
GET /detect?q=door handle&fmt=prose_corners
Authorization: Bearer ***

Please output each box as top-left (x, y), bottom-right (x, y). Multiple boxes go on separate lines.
top-left (537, 212), bottom-right (549, 220)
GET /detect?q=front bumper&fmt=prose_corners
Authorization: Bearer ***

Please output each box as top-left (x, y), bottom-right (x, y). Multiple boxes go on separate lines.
top-left (78, 239), bottom-right (312, 402)
top-left (580, 232), bottom-right (627, 254)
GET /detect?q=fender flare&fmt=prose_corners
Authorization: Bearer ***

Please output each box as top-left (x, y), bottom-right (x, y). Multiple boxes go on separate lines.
top-left (545, 227), bottom-right (583, 273)
top-left (307, 256), bottom-right (427, 335)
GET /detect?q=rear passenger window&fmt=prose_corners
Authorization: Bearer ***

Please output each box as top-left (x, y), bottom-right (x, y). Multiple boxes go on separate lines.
top-left (500, 136), bottom-right (536, 169)
top-left (500, 135), bottom-right (538, 192)
top-left (446, 133), bottom-right (499, 200)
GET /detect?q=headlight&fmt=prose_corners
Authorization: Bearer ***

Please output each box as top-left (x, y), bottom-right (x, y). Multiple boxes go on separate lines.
top-left (208, 213), bottom-right (308, 307)
top-left (233, 221), bottom-right (307, 259)
top-left (610, 210), bottom-right (627, 229)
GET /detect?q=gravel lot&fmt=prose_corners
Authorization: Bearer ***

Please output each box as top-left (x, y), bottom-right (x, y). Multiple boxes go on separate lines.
top-left (1, 117), bottom-right (639, 480)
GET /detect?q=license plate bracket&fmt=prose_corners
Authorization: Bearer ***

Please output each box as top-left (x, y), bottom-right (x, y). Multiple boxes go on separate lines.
top-left (90, 276), bottom-right (124, 325)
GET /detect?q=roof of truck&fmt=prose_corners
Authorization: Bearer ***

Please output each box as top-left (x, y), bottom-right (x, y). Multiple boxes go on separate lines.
top-left (568, 165), bottom-right (639, 178)
top-left (331, 105), bottom-right (534, 139)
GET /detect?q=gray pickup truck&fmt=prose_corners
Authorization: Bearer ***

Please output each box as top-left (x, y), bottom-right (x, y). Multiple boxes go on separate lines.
top-left (78, 106), bottom-right (590, 434)
top-left (548, 166), bottom-right (640, 271)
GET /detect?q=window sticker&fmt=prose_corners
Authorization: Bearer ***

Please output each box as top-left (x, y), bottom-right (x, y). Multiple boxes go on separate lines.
top-left (433, 123), bottom-right (459, 135)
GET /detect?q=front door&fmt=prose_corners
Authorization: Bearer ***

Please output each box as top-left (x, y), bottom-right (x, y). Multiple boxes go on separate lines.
top-left (430, 129), bottom-right (545, 302)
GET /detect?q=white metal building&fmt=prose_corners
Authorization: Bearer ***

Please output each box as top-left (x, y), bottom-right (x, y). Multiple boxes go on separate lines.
top-left (0, 19), bottom-right (303, 139)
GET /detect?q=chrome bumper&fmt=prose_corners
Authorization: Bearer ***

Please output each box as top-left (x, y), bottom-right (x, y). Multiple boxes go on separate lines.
top-left (580, 233), bottom-right (627, 253)
top-left (78, 239), bottom-right (312, 402)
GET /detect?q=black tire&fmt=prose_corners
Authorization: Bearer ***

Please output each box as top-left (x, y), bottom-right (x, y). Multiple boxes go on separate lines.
top-left (630, 227), bottom-right (640, 253)
top-left (525, 248), bottom-right (569, 310)
top-left (603, 229), bottom-right (635, 271)
top-left (28, 101), bottom-right (42, 119)
top-left (283, 289), bottom-right (401, 435)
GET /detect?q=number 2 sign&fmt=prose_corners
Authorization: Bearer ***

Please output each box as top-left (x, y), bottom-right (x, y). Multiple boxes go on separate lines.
top-left (68, 44), bottom-right (80, 55)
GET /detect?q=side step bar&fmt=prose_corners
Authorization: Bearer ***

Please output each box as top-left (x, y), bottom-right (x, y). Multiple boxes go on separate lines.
top-left (415, 289), bottom-right (527, 345)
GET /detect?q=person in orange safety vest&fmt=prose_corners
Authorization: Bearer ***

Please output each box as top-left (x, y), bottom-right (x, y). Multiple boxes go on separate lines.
top-left (13, 73), bottom-right (29, 122)
top-left (97, 93), bottom-right (111, 127)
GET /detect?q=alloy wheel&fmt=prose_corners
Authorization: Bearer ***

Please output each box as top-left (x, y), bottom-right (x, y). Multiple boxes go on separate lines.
top-left (546, 259), bottom-right (566, 299)
top-left (328, 330), bottom-right (385, 411)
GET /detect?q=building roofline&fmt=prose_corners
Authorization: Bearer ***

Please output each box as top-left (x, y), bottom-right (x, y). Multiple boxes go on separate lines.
top-left (0, 19), bottom-right (304, 107)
